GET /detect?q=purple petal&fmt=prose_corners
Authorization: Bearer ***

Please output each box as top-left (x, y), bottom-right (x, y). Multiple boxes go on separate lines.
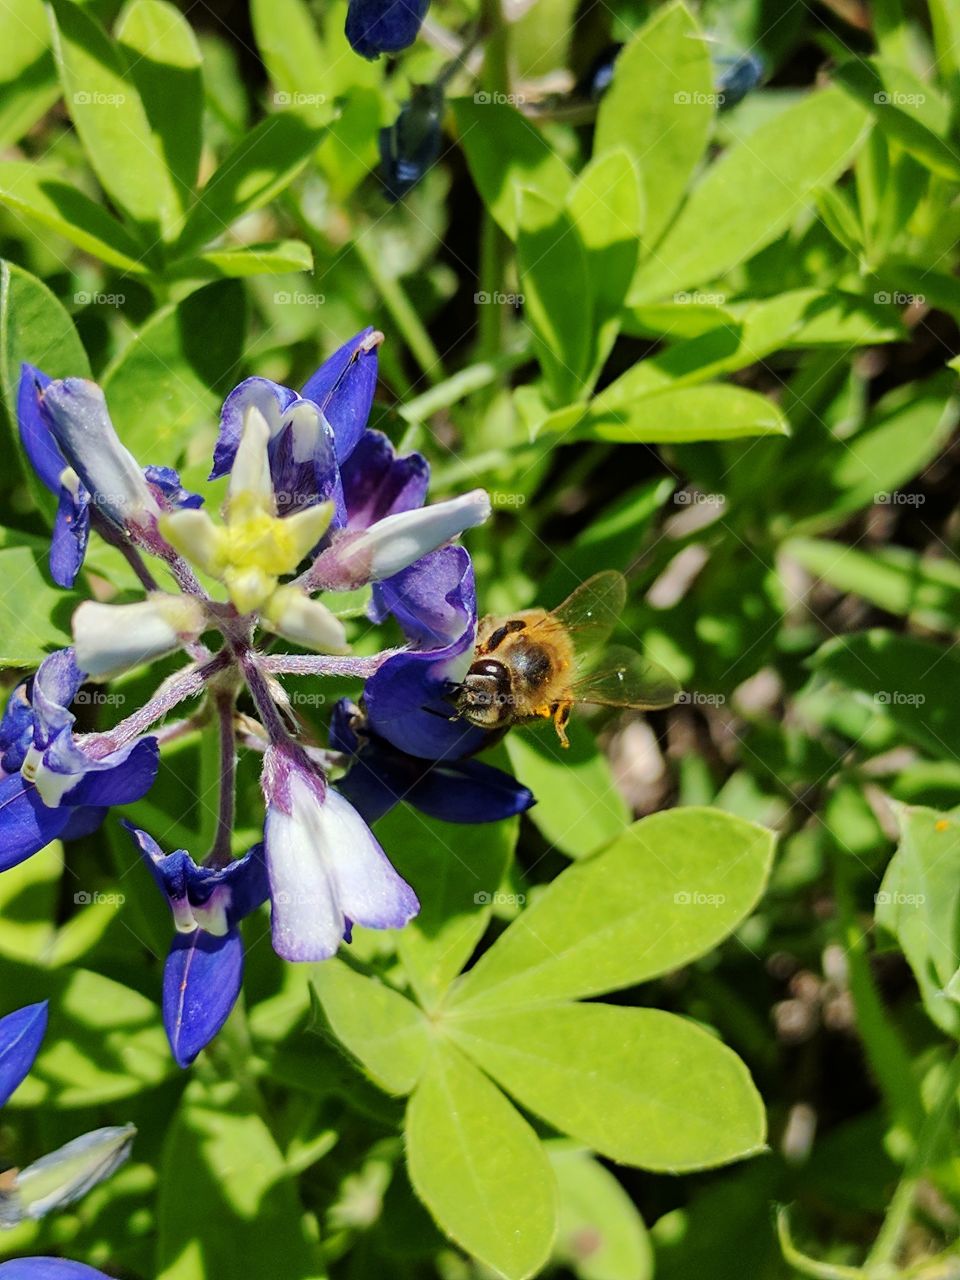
top-left (0, 1001), bottom-right (48, 1107)
top-left (30, 649), bottom-right (82, 750)
top-left (49, 482), bottom-right (90, 588)
top-left (57, 806), bottom-right (107, 841)
top-left (0, 776), bottom-right (70, 872)
top-left (0, 681), bottom-right (35, 775)
top-left (60, 737), bottom-right (159, 808)
top-left (163, 928), bottom-right (243, 1068)
top-left (346, 0), bottom-right (429, 58)
top-left (341, 430), bottom-right (429, 531)
top-left (406, 757), bottom-right (535, 823)
top-left (300, 328), bottom-right (380, 462)
top-left (210, 377), bottom-right (297, 481)
top-left (0, 1261), bottom-right (112, 1279)
top-left (17, 365), bottom-right (62, 494)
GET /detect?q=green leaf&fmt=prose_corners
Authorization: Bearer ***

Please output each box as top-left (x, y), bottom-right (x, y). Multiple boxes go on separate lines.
top-left (0, 259), bottom-right (90, 509)
top-left (0, 161), bottom-right (149, 272)
top-left (115, 0), bottom-right (204, 214)
top-left (594, 1), bottom-right (712, 248)
top-left (311, 959), bottom-right (430, 1094)
top-left (786, 537), bottom-right (960, 633)
top-left (173, 111), bottom-right (324, 256)
top-left (101, 279), bottom-right (245, 461)
top-left (0, 841), bottom-right (62, 963)
top-left (3, 965), bottom-right (172, 1107)
top-left (548, 1143), bottom-right (653, 1280)
top-left (537, 382), bottom-right (788, 444)
top-left (452, 98), bottom-right (572, 240)
top-left (0, 0), bottom-right (59, 149)
top-left (0, 546), bottom-right (78, 664)
top-left (506, 718), bottom-right (630, 859)
top-left (168, 239), bottom-right (314, 280)
top-left (251, 0), bottom-right (336, 125)
top-left (835, 58), bottom-right (960, 180)
top-left (47, 0), bottom-right (178, 242)
top-left (517, 189), bottom-right (592, 403)
top-left (449, 1003), bottom-right (766, 1171)
top-left (629, 86), bottom-right (870, 301)
top-left (373, 805), bottom-right (517, 1006)
top-left (812, 631), bottom-right (960, 759)
top-left (406, 1040), bottom-right (557, 1280)
top-left (449, 808), bottom-right (775, 1011)
top-left (156, 1079), bottom-right (324, 1280)
top-left (875, 805), bottom-right (960, 1037)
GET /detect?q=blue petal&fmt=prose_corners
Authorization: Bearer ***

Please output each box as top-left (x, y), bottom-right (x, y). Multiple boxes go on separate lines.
top-left (210, 377), bottom-right (298, 481)
top-left (364, 653), bottom-right (488, 760)
top-left (61, 737), bottom-right (159, 808)
top-left (0, 681), bottom-right (35, 774)
top-left (345, 0), bottom-right (429, 58)
top-left (0, 777), bottom-right (70, 872)
top-left (341, 430), bottom-right (428, 530)
top-left (17, 365), bottom-right (62, 494)
top-left (30, 649), bottom-right (83, 750)
top-left (0, 1001), bottom-right (48, 1107)
top-left (49, 481), bottom-right (90, 588)
top-left (143, 465), bottom-right (204, 510)
top-left (163, 928), bottom-right (243, 1067)
top-left (57, 806), bottom-right (107, 842)
top-left (372, 544), bottom-right (476, 647)
top-left (406, 757), bottom-right (535, 823)
top-left (0, 1260), bottom-right (113, 1279)
top-left (300, 328), bottom-right (380, 462)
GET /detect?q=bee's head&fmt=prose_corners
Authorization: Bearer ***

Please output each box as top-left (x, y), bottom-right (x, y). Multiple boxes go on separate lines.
top-left (448, 659), bottom-right (513, 729)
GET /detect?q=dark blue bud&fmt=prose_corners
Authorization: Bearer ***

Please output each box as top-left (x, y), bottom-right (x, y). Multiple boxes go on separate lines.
top-left (713, 52), bottom-right (764, 108)
top-left (379, 83), bottom-right (445, 202)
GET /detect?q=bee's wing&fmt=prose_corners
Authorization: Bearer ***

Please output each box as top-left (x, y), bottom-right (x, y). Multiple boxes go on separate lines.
top-left (545, 571), bottom-right (627, 659)
top-left (568, 645), bottom-right (681, 710)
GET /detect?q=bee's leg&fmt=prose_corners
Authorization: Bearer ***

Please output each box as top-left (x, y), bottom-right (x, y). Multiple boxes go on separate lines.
top-left (552, 702), bottom-right (572, 748)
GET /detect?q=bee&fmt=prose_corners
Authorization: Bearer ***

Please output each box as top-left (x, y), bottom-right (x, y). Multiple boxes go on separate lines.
top-left (448, 571), bottom-right (681, 747)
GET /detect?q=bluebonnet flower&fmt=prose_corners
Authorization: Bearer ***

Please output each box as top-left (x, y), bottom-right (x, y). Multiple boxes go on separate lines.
top-left (0, 1000), bottom-right (135, 1231)
top-left (125, 824), bottom-right (269, 1066)
top-left (379, 83), bottom-right (444, 201)
top-left (18, 366), bottom-right (200, 588)
top-left (346, 0), bottom-right (429, 59)
top-left (9, 326), bottom-right (526, 1065)
top-left (713, 51), bottom-right (764, 108)
top-left (0, 649), bottom-right (159, 872)
top-left (0, 1261), bottom-right (114, 1279)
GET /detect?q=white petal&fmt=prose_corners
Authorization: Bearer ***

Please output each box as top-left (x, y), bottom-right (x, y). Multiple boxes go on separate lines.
top-left (265, 777), bottom-right (344, 962)
top-left (7, 1124), bottom-right (135, 1224)
top-left (41, 380), bottom-right (158, 528)
top-left (262, 587), bottom-right (347, 653)
top-left (227, 403), bottom-right (274, 513)
top-left (158, 508), bottom-right (222, 575)
top-left (321, 789), bottom-right (419, 930)
top-left (349, 490), bottom-right (491, 582)
top-left (73, 594), bottom-right (207, 680)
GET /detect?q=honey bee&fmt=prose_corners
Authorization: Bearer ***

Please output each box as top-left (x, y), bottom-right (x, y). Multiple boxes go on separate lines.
top-left (448, 571), bottom-right (680, 747)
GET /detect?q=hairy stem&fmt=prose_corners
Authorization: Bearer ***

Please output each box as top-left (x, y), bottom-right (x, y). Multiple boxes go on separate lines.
top-left (206, 690), bottom-right (238, 868)
top-left (261, 649), bottom-right (406, 679)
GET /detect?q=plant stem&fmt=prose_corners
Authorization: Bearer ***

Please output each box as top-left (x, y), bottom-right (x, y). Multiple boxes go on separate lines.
top-left (864, 1050), bottom-right (960, 1273)
top-left (399, 350), bottom-right (530, 424)
top-left (352, 234), bottom-right (444, 386)
top-left (206, 690), bottom-right (238, 868)
top-left (261, 650), bottom-right (405, 678)
top-left (476, 0), bottom-right (511, 368)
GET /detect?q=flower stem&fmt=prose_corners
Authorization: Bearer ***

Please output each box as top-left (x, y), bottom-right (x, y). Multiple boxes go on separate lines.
top-left (261, 650), bottom-right (405, 678)
top-left (476, 0), bottom-right (511, 368)
top-left (206, 690), bottom-right (238, 868)
top-left (239, 650), bottom-right (292, 746)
